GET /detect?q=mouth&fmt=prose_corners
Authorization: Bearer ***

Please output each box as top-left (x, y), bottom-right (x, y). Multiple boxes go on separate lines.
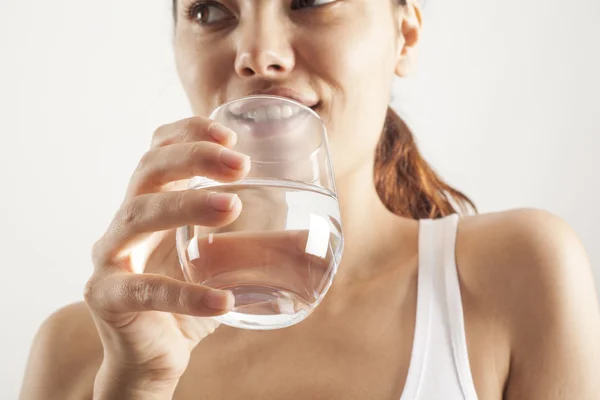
top-left (230, 102), bottom-right (309, 122)
top-left (228, 88), bottom-right (320, 123)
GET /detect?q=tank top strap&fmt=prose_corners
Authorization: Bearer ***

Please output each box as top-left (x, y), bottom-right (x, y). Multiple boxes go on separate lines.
top-left (400, 214), bottom-right (478, 400)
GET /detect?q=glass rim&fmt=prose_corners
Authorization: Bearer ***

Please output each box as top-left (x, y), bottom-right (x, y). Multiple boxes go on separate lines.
top-left (209, 94), bottom-right (325, 124)
top-left (209, 94), bottom-right (330, 165)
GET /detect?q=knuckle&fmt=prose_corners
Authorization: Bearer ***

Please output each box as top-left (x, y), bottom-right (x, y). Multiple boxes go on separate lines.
top-left (136, 149), bottom-right (157, 174)
top-left (183, 142), bottom-right (205, 166)
top-left (118, 198), bottom-right (143, 229)
top-left (167, 191), bottom-right (199, 223)
top-left (151, 124), bottom-right (170, 147)
top-left (132, 278), bottom-right (159, 309)
top-left (83, 276), bottom-right (103, 307)
top-left (172, 190), bottom-right (192, 215)
top-left (151, 117), bottom-right (210, 148)
top-left (181, 117), bottom-right (207, 141)
top-left (176, 284), bottom-right (196, 310)
top-left (176, 286), bottom-right (187, 310)
top-left (187, 144), bottom-right (214, 176)
top-left (91, 239), bottom-right (107, 267)
top-left (184, 144), bottom-right (215, 177)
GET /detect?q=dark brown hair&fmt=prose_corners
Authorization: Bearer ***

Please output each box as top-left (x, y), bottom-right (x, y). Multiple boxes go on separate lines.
top-left (172, 1), bottom-right (476, 220)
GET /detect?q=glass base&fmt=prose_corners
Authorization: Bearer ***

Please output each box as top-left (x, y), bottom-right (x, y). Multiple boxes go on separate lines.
top-left (212, 284), bottom-right (315, 330)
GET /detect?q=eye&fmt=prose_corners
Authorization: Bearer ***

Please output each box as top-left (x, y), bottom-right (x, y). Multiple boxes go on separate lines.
top-left (186, 1), bottom-right (234, 25)
top-left (291, 0), bottom-right (337, 10)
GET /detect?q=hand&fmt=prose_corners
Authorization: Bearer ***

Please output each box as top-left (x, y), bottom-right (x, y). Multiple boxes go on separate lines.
top-left (84, 117), bottom-right (250, 397)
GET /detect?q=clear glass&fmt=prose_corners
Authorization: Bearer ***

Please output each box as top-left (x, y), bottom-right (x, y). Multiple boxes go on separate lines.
top-left (176, 95), bottom-right (344, 330)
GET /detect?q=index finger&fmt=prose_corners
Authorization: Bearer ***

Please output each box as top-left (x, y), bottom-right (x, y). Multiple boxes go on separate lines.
top-left (151, 117), bottom-right (238, 149)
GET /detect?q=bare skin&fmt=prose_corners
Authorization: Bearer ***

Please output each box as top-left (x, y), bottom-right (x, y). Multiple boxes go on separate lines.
top-left (20, 0), bottom-right (600, 399)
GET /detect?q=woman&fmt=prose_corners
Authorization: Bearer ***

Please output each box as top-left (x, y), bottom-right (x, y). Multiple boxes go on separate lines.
top-left (20, 0), bottom-right (600, 399)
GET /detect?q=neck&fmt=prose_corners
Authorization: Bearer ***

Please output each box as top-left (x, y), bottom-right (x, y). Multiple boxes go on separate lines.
top-left (333, 157), bottom-right (419, 284)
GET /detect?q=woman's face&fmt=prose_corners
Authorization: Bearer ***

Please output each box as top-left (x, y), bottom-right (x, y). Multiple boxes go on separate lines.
top-left (174, 0), bottom-right (420, 177)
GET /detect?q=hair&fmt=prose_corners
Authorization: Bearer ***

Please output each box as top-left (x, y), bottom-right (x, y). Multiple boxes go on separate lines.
top-left (376, 110), bottom-right (476, 219)
top-left (171, 0), bottom-right (476, 220)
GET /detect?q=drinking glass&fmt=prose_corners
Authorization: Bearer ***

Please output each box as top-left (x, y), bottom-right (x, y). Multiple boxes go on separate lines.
top-left (176, 95), bottom-right (343, 330)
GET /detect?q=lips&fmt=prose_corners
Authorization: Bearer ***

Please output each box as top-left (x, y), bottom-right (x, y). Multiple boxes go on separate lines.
top-left (249, 87), bottom-right (319, 108)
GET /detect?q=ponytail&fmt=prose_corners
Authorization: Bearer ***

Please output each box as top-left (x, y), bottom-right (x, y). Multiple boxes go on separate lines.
top-left (375, 109), bottom-right (476, 219)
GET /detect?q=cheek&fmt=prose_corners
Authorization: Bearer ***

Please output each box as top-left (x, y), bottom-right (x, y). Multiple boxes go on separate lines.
top-left (298, 14), bottom-right (396, 169)
top-left (302, 19), bottom-right (394, 91)
top-left (174, 32), bottom-right (232, 116)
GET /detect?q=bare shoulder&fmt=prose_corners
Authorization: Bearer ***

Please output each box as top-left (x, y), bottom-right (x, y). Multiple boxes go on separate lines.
top-left (456, 208), bottom-right (596, 301)
top-left (20, 301), bottom-right (102, 400)
top-left (456, 208), bottom-right (600, 399)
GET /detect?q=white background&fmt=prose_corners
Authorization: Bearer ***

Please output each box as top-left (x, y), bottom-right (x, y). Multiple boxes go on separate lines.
top-left (1, 0), bottom-right (599, 398)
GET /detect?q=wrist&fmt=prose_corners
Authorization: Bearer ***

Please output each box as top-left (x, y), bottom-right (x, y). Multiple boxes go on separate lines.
top-left (94, 360), bottom-right (180, 400)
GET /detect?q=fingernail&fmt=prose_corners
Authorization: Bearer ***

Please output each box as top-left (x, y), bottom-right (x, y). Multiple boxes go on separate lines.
top-left (220, 148), bottom-right (250, 170)
top-left (208, 192), bottom-right (239, 212)
top-left (204, 289), bottom-right (235, 310)
top-left (209, 123), bottom-right (237, 145)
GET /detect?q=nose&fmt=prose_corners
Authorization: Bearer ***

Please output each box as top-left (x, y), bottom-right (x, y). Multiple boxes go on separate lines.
top-left (234, 16), bottom-right (295, 79)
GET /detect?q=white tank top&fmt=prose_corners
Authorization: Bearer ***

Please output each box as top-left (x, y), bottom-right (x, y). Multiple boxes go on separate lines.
top-left (400, 214), bottom-right (479, 400)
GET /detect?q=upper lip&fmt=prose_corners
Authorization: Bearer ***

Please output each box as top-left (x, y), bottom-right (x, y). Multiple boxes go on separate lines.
top-left (247, 87), bottom-right (319, 109)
